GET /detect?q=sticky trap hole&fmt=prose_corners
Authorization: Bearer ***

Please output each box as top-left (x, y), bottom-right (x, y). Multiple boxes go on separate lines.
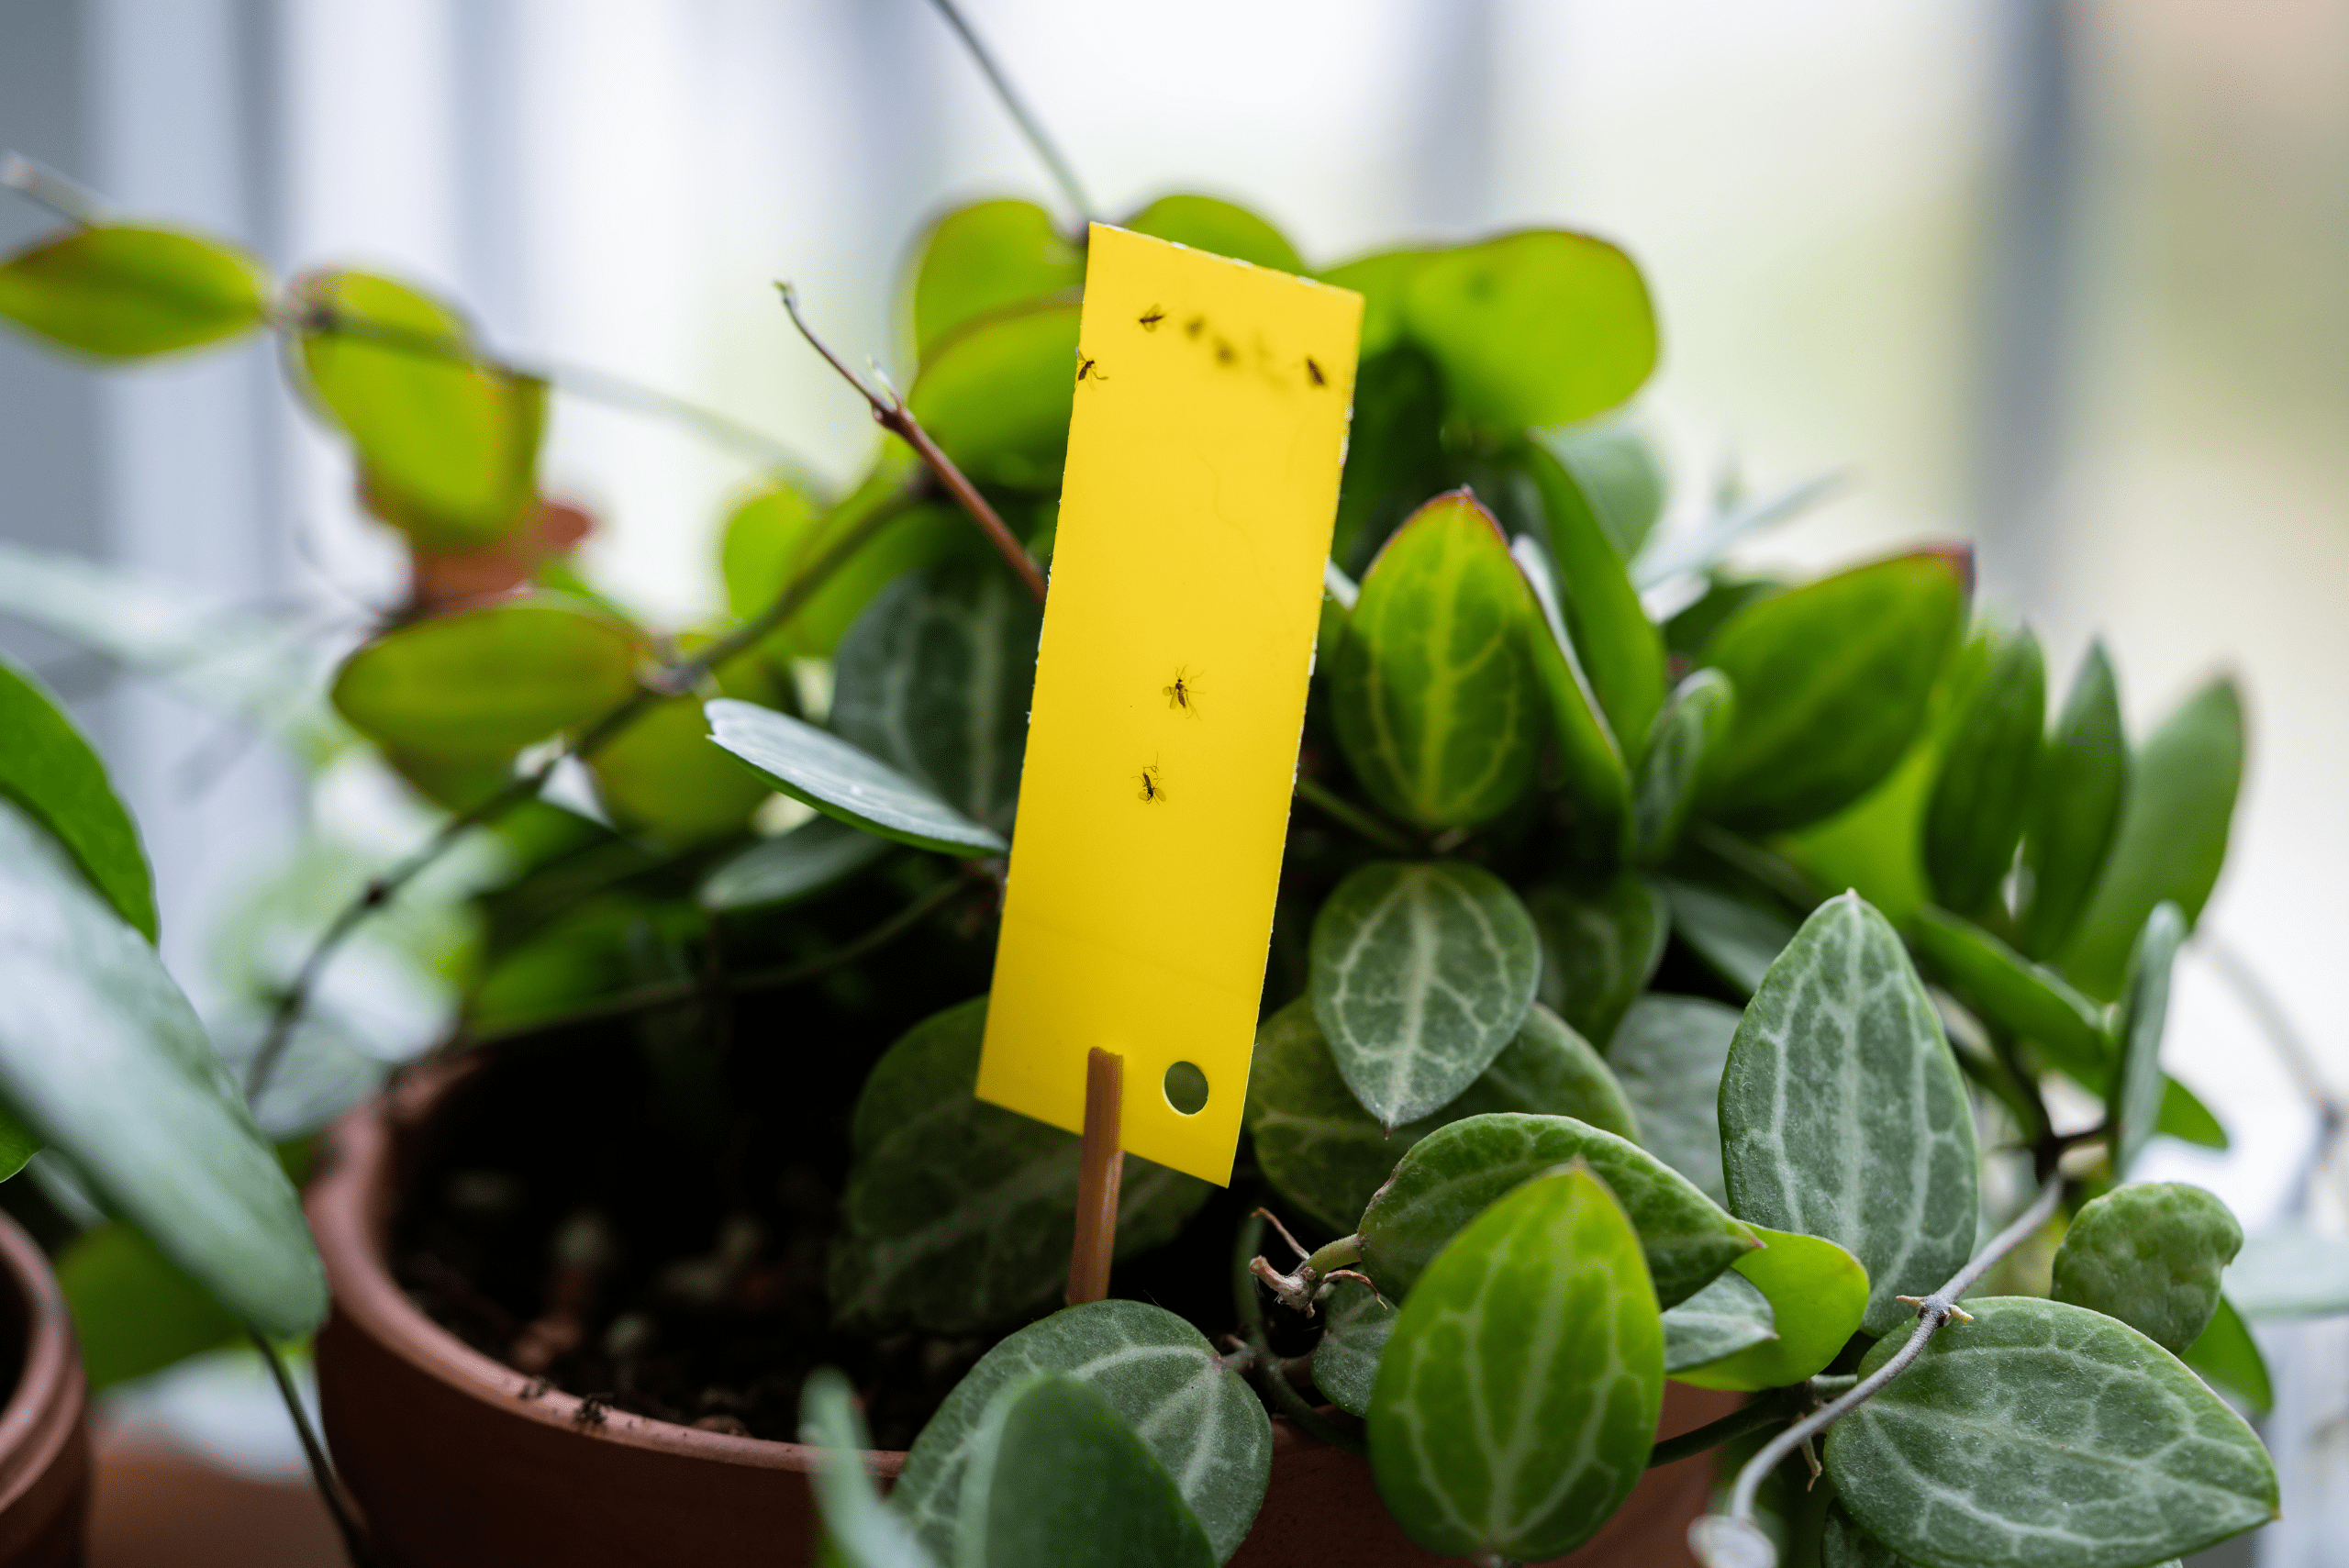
top-left (1163, 1062), bottom-right (1209, 1117)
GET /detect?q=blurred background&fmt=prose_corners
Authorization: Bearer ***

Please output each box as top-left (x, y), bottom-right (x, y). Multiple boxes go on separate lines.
top-left (1, 1), bottom-right (2343, 1562)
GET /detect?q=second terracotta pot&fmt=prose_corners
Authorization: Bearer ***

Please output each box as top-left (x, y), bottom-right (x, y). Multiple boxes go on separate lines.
top-left (0, 1210), bottom-right (90, 1568)
top-left (310, 1066), bottom-right (1735, 1567)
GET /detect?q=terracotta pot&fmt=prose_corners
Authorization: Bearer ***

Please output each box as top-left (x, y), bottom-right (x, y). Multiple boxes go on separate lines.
top-left (311, 1064), bottom-right (1736, 1567)
top-left (0, 1210), bottom-right (91, 1567)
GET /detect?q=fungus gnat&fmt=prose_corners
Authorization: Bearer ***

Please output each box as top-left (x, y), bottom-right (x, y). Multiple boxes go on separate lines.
top-left (1307, 356), bottom-right (1327, 387)
top-left (1138, 760), bottom-right (1168, 804)
top-left (1163, 667), bottom-right (1201, 717)
top-left (1140, 306), bottom-right (1165, 331)
top-left (1076, 353), bottom-right (1104, 383)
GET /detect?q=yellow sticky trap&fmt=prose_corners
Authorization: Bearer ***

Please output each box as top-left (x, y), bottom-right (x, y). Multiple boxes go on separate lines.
top-left (977, 225), bottom-right (1363, 1185)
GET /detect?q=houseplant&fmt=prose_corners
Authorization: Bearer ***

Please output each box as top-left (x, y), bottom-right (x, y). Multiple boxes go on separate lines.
top-left (0, 29), bottom-right (2309, 1568)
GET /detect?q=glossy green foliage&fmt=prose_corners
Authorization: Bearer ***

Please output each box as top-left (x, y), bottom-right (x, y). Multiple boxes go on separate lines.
top-left (0, 1103), bottom-right (36, 1182)
top-left (0, 799), bottom-right (325, 1337)
top-left (1661, 1268), bottom-right (1776, 1373)
top-left (59, 1221), bottom-right (242, 1393)
top-left (1606, 994), bottom-right (1739, 1207)
top-left (1825, 1297), bottom-right (2277, 1568)
top-left (1924, 624), bottom-right (2044, 915)
top-left (1527, 874), bottom-right (1666, 1047)
top-left (831, 564), bottom-right (1041, 833)
top-left (2063, 681), bottom-right (2243, 1000)
top-left (827, 1002), bottom-right (1209, 1334)
top-left (2053, 1184), bottom-right (2242, 1355)
top-left (0, 223), bottom-right (267, 357)
top-left (1700, 551), bottom-right (1968, 832)
top-left (1821, 1502), bottom-right (1921, 1568)
top-left (706, 700), bottom-right (1007, 857)
top-left (1542, 416), bottom-right (1667, 561)
top-left (1655, 878), bottom-right (1796, 997)
top-left (1635, 670), bottom-right (1734, 863)
top-left (588, 691), bottom-right (771, 849)
top-left (908, 300), bottom-right (1081, 492)
top-left (1514, 539), bottom-right (1634, 862)
top-left (1126, 195), bottom-right (1303, 274)
top-left (802, 1368), bottom-right (936, 1568)
top-left (697, 816), bottom-right (889, 914)
top-left (911, 199), bottom-right (1083, 361)
top-left (1246, 996), bottom-right (1639, 1234)
top-left (721, 469), bottom-right (971, 661)
top-left (1402, 231), bottom-right (1657, 431)
top-left (953, 1372), bottom-right (1216, 1568)
top-left (1674, 1225), bottom-right (1869, 1392)
top-left (1330, 492), bottom-right (1542, 828)
top-left (1911, 906), bottom-right (2106, 1074)
top-left (892, 1299), bottom-right (1268, 1564)
top-left (2111, 903), bottom-right (2186, 1179)
top-left (2019, 640), bottom-right (2128, 959)
top-left (1720, 894), bottom-right (1979, 1336)
top-left (330, 597), bottom-right (640, 786)
top-left (1324, 339), bottom-right (1449, 569)
top-left (1358, 1112), bottom-right (1754, 1307)
top-left (294, 270), bottom-right (545, 550)
top-left (1308, 860), bottom-right (1542, 1128)
top-left (1368, 1164), bottom-right (1663, 1561)
top-left (0, 652), bottom-right (154, 939)
top-left (2183, 1298), bottom-right (2272, 1415)
top-left (1519, 444), bottom-right (1666, 752)
top-left (1312, 1278), bottom-right (1397, 1418)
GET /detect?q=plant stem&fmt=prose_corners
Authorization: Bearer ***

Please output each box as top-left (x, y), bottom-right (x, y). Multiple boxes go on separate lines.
top-left (919, 0), bottom-right (1097, 224)
top-left (1, 151), bottom-right (104, 224)
top-left (775, 284), bottom-right (1049, 608)
top-left (1232, 1211), bottom-right (1366, 1457)
top-left (1713, 1173), bottom-right (2066, 1534)
top-left (1646, 1387), bottom-right (1801, 1470)
top-left (249, 1330), bottom-right (372, 1566)
top-left (242, 477), bottom-right (924, 1104)
top-left (1293, 776), bottom-right (1419, 855)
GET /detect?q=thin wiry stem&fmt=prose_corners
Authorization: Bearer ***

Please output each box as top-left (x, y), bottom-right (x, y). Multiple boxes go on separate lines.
top-left (1232, 1210), bottom-right (1366, 1457)
top-left (2, 151), bottom-right (104, 224)
top-left (1713, 1173), bottom-right (2066, 1536)
top-left (920, 0), bottom-right (1097, 224)
top-left (1292, 775), bottom-right (1419, 855)
top-left (250, 1330), bottom-right (372, 1566)
top-left (2200, 931), bottom-right (2345, 1217)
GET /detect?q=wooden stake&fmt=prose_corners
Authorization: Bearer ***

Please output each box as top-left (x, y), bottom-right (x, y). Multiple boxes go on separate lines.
top-left (1066, 1048), bottom-right (1125, 1306)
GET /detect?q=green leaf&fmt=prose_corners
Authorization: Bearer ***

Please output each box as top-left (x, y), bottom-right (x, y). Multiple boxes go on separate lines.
top-left (1308, 860), bottom-right (1542, 1128)
top-left (705, 699), bottom-right (1007, 857)
top-left (2053, 1184), bottom-right (2242, 1355)
top-left (330, 596), bottom-right (640, 762)
top-left (0, 223), bottom-right (268, 357)
top-left (1125, 195), bottom-right (1304, 274)
top-left (1330, 491), bottom-right (1542, 828)
top-left (1664, 575), bottom-right (1787, 659)
top-left (2019, 640), bottom-right (2128, 960)
top-left (1910, 906), bottom-right (2106, 1077)
top-left (2182, 1297), bottom-right (2271, 1415)
top-left (1401, 231), bottom-right (1657, 430)
top-left (294, 270), bottom-right (546, 550)
top-left (1367, 1163), bottom-right (1664, 1561)
top-left (1821, 1501), bottom-right (1922, 1568)
top-left (827, 1002), bottom-right (1209, 1335)
top-left (1324, 341), bottom-right (1450, 571)
top-left (952, 1371), bottom-right (1216, 1568)
top-left (2223, 1226), bottom-right (2349, 1320)
top-left (1316, 249), bottom-right (1436, 359)
top-left (1663, 1268), bottom-right (1777, 1373)
top-left (1247, 995), bottom-right (1641, 1234)
top-left (1358, 1112), bottom-right (1755, 1307)
top-left (720, 466), bottom-right (973, 662)
top-left (697, 816), bottom-right (890, 914)
top-left (588, 649), bottom-right (774, 848)
top-left (1541, 415), bottom-right (1668, 561)
top-left (1512, 538), bottom-right (1634, 862)
top-left (1519, 443), bottom-right (1667, 753)
top-left (802, 1367), bottom-right (936, 1568)
top-left (1674, 1225), bottom-right (1870, 1392)
top-left (1527, 873), bottom-right (1666, 1047)
top-left (2160, 1080), bottom-right (2227, 1151)
top-left (1655, 877), bottom-right (1796, 996)
top-left (59, 1220), bottom-right (243, 1393)
top-left (0, 651), bottom-right (154, 940)
top-left (911, 200), bottom-right (1083, 362)
top-left (1824, 1296), bottom-right (2277, 1568)
top-left (1311, 1278), bottom-right (1397, 1418)
top-left (1698, 550), bottom-right (1969, 832)
top-left (2062, 679), bottom-right (2243, 999)
top-left (1720, 893), bottom-right (1980, 1336)
top-left (0, 1102), bottom-right (37, 1182)
top-left (907, 300), bottom-right (1081, 492)
top-left (0, 798), bottom-right (325, 1337)
top-left (1607, 995), bottom-right (1740, 1207)
top-left (831, 564), bottom-right (1041, 833)
top-left (1635, 670), bottom-right (1735, 863)
top-left (2111, 902), bottom-right (2185, 1179)
top-left (1923, 624), bottom-right (2044, 915)
top-left (893, 1299), bottom-right (1268, 1564)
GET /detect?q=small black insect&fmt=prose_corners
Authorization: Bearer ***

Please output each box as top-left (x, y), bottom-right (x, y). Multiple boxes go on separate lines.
top-left (518, 1377), bottom-right (552, 1401)
top-left (1213, 338), bottom-right (1238, 366)
top-left (1076, 352), bottom-right (1105, 384)
top-left (1184, 316), bottom-right (1206, 339)
top-left (576, 1394), bottom-right (612, 1427)
top-left (1140, 305), bottom-right (1165, 331)
top-left (1306, 356), bottom-right (1327, 387)
top-left (1138, 759), bottom-right (1168, 804)
top-left (1163, 666), bottom-right (1201, 716)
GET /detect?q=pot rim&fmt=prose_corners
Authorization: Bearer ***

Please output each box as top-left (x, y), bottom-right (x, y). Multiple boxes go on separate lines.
top-left (308, 1058), bottom-right (1334, 1480)
top-left (0, 1206), bottom-right (84, 1513)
